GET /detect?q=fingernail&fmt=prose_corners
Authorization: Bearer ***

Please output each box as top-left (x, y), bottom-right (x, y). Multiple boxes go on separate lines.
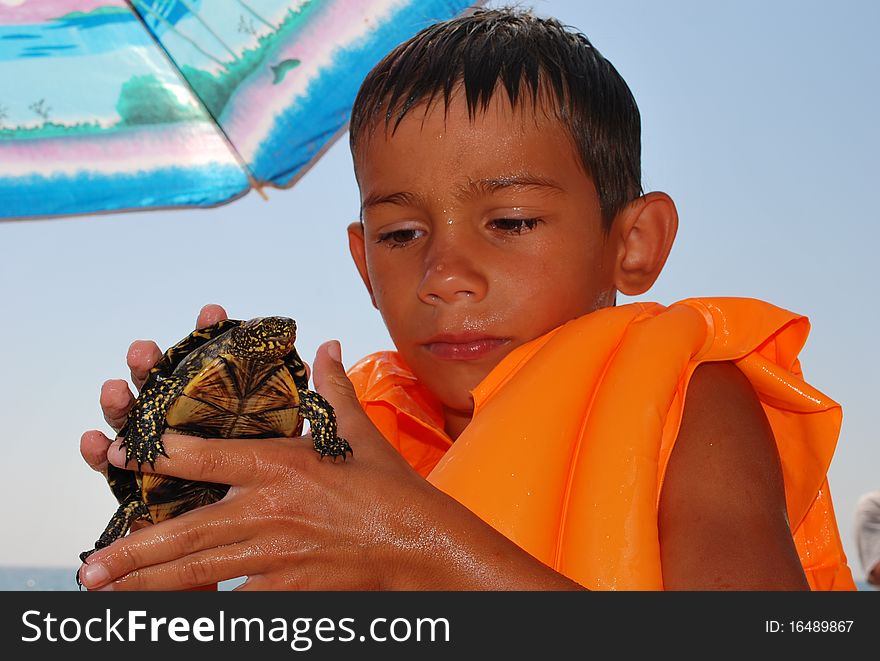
top-left (80, 562), bottom-right (110, 588)
top-left (198, 304), bottom-right (219, 323)
top-left (107, 441), bottom-right (125, 466)
top-left (128, 342), bottom-right (149, 358)
top-left (327, 340), bottom-right (342, 363)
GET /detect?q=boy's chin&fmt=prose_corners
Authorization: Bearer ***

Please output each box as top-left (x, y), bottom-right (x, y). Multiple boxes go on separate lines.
top-left (406, 347), bottom-right (513, 410)
top-left (424, 369), bottom-right (488, 412)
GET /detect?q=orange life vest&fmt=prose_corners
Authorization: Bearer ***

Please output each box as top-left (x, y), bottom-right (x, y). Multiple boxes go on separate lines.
top-left (347, 298), bottom-right (856, 590)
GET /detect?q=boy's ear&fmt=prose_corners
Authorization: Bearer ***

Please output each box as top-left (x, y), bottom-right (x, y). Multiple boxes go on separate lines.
top-left (347, 221), bottom-right (378, 309)
top-left (612, 192), bottom-right (678, 297)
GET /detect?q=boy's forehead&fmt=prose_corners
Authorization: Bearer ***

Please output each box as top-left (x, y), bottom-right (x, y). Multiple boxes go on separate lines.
top-left (353, 90), bottom-right (579, 177)
top-left (353, 97), bottom-right (599, 224)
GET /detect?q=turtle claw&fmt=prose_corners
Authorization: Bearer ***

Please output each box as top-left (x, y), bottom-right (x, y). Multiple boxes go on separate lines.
top-left (122, 433), bottom-right (166, 470)
top-left (317, 438), bottom-right (353, 461)
top-left (76, 549), bottom-right (94, 589)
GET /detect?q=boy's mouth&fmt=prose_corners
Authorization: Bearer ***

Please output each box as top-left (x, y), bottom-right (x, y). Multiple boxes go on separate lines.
top-left (422, 333), bottom-right (511, 361)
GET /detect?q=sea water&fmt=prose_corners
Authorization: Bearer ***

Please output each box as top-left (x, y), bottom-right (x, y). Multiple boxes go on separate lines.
top-left (0, 567), bottom-right (245, 591)
top-left (0, 567), bottom-right (875, 591)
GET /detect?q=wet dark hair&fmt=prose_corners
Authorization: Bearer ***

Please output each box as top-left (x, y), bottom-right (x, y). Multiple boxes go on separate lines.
top-left (349, 7), bottom-right (643, 228)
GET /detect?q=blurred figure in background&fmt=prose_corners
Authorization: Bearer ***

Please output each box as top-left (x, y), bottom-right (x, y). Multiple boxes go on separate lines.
top-left (854, 490), bottom-right (880, 588)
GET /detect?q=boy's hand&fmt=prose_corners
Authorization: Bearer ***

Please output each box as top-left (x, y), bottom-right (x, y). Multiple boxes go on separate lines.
top-left (80, 304), bottom-right (229, 475)
top-left (76, 340), bottom-right (432, 590)
top-left (77, 339), bottom-right (584, 591)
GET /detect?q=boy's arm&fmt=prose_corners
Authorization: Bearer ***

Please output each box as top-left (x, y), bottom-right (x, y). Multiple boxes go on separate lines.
top-left (658, 361), bottom-right (809, 590)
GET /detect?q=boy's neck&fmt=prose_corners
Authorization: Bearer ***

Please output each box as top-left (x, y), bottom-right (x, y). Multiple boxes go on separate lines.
top-left (444, 408), bottom-right (473, 441)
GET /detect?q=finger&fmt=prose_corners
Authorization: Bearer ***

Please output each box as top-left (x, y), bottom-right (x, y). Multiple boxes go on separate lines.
top-left (311, 343), bottom-right (405, 464)
top-left (100, 380), bottom-right (135, 432)
top-left (92, 545), bottom-right (256, 591)
top-left (311, 341), bottom-right (369, 433)
top-left (107, 433), bottom-right (299, 484)
top-left (78, 512), bottom-right (252, 591)
top-left (79, 502), bottom-right (245, 586)
top-left (100, 379), bottom-right (135, 432)
top-left (196, 304), bottom-right (228, 329)
top-left (126, 340), bottom-right (163, 391)
top-left (312, 341), bottom-right (360, 406)
top-left (81, 429), bottom-right (113, 474)
top-left (91, 550), bottom-right (247, 591)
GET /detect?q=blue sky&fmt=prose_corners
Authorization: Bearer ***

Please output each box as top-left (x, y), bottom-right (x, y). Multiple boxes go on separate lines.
top-left (0, 0), bottom-right (878, 583)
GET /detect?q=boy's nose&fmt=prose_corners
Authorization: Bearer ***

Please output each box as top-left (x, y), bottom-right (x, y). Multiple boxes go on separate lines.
top-left (417, 253), bottom-right (487, 305)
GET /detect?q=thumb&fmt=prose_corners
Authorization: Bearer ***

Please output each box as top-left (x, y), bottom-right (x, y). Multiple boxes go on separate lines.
top-left (312, 341), bottom-right (365, 427)
top-left (312, 342), bottom-right (407, 465)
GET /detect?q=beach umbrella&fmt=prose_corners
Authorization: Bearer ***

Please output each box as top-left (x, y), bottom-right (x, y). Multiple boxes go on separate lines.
top-left (0, 0), bottom-right (478, 220)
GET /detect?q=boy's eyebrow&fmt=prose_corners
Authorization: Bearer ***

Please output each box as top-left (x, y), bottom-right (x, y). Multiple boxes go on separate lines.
top-left (361, 190), bottom-right (425, 213)
top-left (361, 174), bottom-right (564, 215)
top-left (458, 174), bottom-right (565, 196)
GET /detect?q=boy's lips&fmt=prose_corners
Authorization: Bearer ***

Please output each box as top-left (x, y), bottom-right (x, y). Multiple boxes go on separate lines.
top-left (422, 333), bottom-right (511, 361)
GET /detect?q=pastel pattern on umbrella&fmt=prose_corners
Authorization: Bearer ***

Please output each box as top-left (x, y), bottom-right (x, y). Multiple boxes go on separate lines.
top-left (0, 0), bottom-right (478, 219)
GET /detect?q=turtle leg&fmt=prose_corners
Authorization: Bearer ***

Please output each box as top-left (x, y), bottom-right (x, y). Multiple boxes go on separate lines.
top-left (297, 389), bottom-right (352, 459)
top-left (120, 323), bottom-right (241, 469)
top-left (122, 377), bottom-right (185, 469)
top-left (76, 499), bottom-right (151, 588)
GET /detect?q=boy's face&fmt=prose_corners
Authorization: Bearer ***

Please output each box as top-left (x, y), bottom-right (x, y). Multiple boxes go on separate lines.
top-left (350, 92), bottom-right (619, 433)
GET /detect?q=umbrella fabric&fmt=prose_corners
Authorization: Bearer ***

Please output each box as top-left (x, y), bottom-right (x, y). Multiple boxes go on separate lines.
top-left (0, 0), bottom-right (478, 220)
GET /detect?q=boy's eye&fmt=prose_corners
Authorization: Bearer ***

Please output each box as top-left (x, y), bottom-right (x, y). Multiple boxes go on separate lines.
top-left (376, 228), bottom-right (424, 247)
top-left (489, 218), bottom-right (540, 234)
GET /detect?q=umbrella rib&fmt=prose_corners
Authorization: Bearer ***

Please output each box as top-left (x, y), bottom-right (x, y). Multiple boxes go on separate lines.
top-left (124, 0), bottom-right (267, 201)
top-left (235, 0), bottom-right (276, 31)
top-left (129, 0), bottom-right (230, 72)
top-left (177, 0), bottom-right (241, 63)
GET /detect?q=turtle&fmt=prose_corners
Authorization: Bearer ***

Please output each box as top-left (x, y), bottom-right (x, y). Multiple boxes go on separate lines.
top-left (77, 316), bottom-right (351, 585)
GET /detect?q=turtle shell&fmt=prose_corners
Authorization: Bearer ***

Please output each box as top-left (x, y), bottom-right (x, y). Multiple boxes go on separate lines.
top-left (79, 316), bottom-right (349, 579)
top-left (165, 330), bottom-right (305, 440)
top-left (138, 318), bottom-right (307, 522)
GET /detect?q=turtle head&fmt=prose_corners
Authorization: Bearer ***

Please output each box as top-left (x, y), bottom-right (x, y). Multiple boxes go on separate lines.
top-left (231, 316), bottom-right (297, 359)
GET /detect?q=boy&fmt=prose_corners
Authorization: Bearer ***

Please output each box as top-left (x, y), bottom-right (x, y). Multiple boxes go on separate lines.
top-left (78, 8), bottom-right (854, 590)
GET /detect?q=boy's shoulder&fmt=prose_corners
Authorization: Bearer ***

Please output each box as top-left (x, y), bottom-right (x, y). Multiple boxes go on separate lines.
top-left (659, 358), bottom-right (811, 588)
